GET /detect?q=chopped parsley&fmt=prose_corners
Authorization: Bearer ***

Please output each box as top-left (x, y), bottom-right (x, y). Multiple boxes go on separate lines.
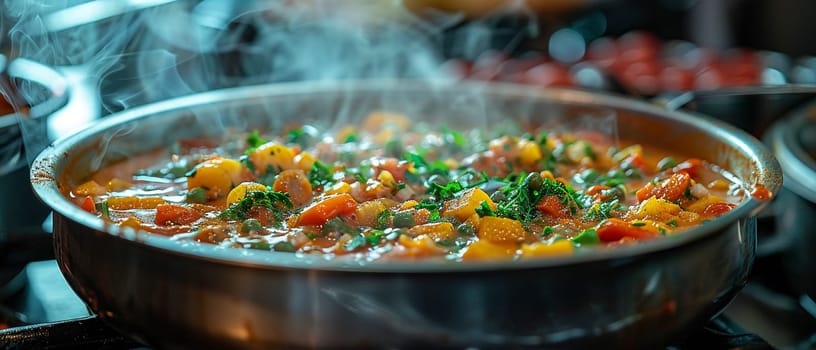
top-left (584, 199), bottom-right (620, 221)
top-left (365, 230), bottom-right (386, 246)
top-left (492, 174), bottom-right (587, 223)
top-left (219, 190), bottom-right (293, 221)
top-left (322, 217), bottom-right (360, 236)
top-left (246, 130), bottom-right (267, 150)
top-left (427, 181), bottom-right (464, 200)
top-left (273, 241), bottom-right (296, 252)
top-left (185, 187), bottom-right (208, 204)
top-left (308, 161), bottom-right (334, 187)
top-left (375, 210), bottom-right (392, 229)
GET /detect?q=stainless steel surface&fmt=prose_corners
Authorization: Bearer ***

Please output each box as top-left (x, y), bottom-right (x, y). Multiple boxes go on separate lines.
top-left (0, 57), bottom-right (69, 176)
top-left (663, 84), bottom-right (816, 112)
top-left (765, 103), bottom-right (816, 299)
top-left (0, 56), bottom-right (69, 237)
top-left (30, 81), bottom-right (782, 349)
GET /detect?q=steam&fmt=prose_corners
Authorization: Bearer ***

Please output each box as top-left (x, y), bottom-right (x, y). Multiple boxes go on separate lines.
top-left (2, 0), bottom-right (559, 164)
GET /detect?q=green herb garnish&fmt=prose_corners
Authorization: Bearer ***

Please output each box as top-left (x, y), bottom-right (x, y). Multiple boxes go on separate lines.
top-left (584, 199), bottom-right (620, 221)
top-left (246, 130), bottom-right (267, 150)
top-left (219, 190), bottom-right (293, 221)
top-left (185, 187), bottom-right (208, 204)
top-left (365, 230), bottom-right (386, 246)
top-left (273, 241), bottom-right (296, 252)
top-left (376, 210), bottom-right (393, 229)
top-left (308, 161), bottom-right (334, 187)
top-left (572, 228), bottom-right (599, 246)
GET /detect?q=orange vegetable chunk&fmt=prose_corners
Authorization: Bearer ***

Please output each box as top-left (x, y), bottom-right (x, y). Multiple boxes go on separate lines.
top-left (297, 194), bottom-right (357, 226)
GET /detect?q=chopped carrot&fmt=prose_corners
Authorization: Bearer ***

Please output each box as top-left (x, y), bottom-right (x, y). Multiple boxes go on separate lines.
top-left (636, 172), bottom-right (691, 202)
top-left (272, 169), bottom-right (313, 207)
top-left (154, 204), bottom-right (202, 226)
top-left (703, 202), bottom-right (736, 216)
top-left (535, 195), bottom-right (569, 218)
top-left (669, 158), bottom-right (703, 178)
top-left (80, 196), bottom-right (96, 213)
top-left (296, 194), bottom-right (357, 226)
top-left (596, 218), bottom-right (659, 242)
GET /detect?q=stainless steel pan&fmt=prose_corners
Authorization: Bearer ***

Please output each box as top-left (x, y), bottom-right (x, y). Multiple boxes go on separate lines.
top-left (30, 81), bottom-right (781, 349)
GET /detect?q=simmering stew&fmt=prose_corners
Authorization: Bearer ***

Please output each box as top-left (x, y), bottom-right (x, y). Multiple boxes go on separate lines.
top-left (69, 112), bottom-right (745, 261)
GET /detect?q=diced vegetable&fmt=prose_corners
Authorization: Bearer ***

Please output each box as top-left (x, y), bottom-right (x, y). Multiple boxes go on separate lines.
top-left (685, 195), bottom-right (727, 214)
top-left (154, 204), bottom-right (202, 225)
top-left (396, 234), bottom-right (443, 257)
top-left (461, 239), bottom-right (516, 260)
top-left (187, 158), bottom-right (243, 199)
top-left (186, 187), bottom-right (209, 204)
top-left (571, 228), bottom-right (600, 246)
top-left (535, 195), bottom-right (569, 218)
top-left (227, 182), bottom-right (268, 206)
top-left (596, 218), bottom-right (659, 242)
top-left (106, 178), bottom-right (133, 192)
top-left (635, 172), bottom-right (691, 202)
top-left (520, 240), bottom-right (574, 257)
top-left (477, 216), bottom-right (528, 243)
top-left (107, 196), bottom-right (165, 210)
top-left (354, 198), bottom-right (399, 227)
top-left (442, 187), bottom-right (495, 222)
top-left (295, 152), bottom-right (317, 172)
top-left (272, 169), bottom-right (314, 207)
top-left (74, 180), bottom-right (106, 196)
top-left (80, 196), bottom-right (96, 213)
top-left (296, 194), bottom-right (357, 226)
top-left (518, 139), bottom-right (543, 166)
top-left (241, 218), bottom-right (264, 234)
top-left (633, 196), bottom-right (681, 220)
top-left (248, 142), bottom-right (295, 175)
top-left (703, 202), bottom-right (736, 216)
top-left (406, 222), bottom-right (455, 241)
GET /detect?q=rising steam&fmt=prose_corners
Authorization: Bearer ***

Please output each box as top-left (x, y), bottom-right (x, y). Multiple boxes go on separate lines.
top-left (2, 0), bottom-right (561, 165)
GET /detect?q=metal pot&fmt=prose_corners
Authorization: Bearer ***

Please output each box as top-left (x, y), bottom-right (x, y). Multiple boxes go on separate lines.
top-left (30, 81), bottom-right (781, 349)
top-left (765, 102), bottom-right (816, 299)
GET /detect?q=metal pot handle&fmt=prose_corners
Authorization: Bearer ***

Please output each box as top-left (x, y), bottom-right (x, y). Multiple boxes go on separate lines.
top-left (6, 58), bottom-right (70, 120)
top-left (659, 84), bottom-right (816, 111)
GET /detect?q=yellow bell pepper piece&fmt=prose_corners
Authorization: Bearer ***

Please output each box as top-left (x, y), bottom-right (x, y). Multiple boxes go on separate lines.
top-left (461, 239), bottom-right (516, 261)
top-left (187, 158), bottom-right (243, 199)
top-left (249, 142), bottom-right (295, 175)
top-left (520, 240), bottom-right (574, 258)
top-left (226, 182), bottom-right (268, 206)
top-left (442, 187), bottom-right (495, 222)
top-left (477, 216), bottom-right (528, 243)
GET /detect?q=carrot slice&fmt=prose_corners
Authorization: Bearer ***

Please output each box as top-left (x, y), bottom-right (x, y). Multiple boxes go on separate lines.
top-left (636, 172), bottom-right (691, 202)
top-left (703, 202), bottom-right (736, 216)
top-left (296, 194), bottom-right (357, 226)
top-left (154, 204), bottom-right (202, 226)
top-left (596, 218), bottom-right (658, 242)
top-left (535, 195), bottom-right (569, 218)
top-left (80, 196), bottom-right (96, 214)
